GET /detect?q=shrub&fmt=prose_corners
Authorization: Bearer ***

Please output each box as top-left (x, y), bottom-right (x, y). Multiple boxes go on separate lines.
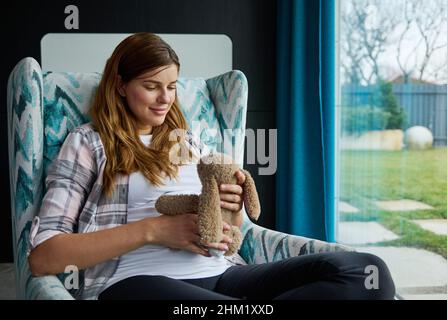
top-left (341, 81), bottom-right (407, 136)
top-left (341, 107), bottom-right (391, 136)
top-left (372, 81), bottom-right (407, 130)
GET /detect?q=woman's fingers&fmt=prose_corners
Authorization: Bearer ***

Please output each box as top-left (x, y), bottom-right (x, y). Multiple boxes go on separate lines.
top-left (180, 240), bottom-right (211, 257)
top-left (223, 222), bottom-right (231, 231)
top-left (222, 234), bottom-right (233, 244)
top-left (235, 170), bottom-right (246, 185)
top-left (170, 213), bottom-right (235, 256)
top-left (220, 201), bottom-right (241, 211)
top-left (220, 183), bottom-right (243, 195)
top-left (187, 213), bottom-right (199, 223)
top-left (203, 234), bottom-right (233, 252)
top-left (219, 183), bottom-right (243, 211)
top-left (205, 242), bottom-right (229, 252)
top-left (218, 170), bottom-right (247, 213)
top-left (189, 243), bottom-right (211, 257)
top-left (219, 193), bottom-right (242, 203)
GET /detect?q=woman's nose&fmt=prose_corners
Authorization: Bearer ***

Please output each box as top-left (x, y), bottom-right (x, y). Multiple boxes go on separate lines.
top-left (157, 89), bottom-right (171, 104)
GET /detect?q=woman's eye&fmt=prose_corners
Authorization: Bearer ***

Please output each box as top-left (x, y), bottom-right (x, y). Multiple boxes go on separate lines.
top-left (145, 86), bottom-right (157, 90)
top-left (168, 86), bottom-right (177, 91)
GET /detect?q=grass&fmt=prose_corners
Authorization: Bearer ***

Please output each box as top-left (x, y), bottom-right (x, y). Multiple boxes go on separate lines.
top-left (340, 148), bottom-right (447, 259)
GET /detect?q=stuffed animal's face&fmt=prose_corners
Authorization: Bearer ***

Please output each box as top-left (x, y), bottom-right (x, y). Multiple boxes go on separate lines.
top-left (197, 153), bottom-right (239, 182)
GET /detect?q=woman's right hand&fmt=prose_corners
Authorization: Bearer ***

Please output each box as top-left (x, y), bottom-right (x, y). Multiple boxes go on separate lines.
top-left (141, 214), bottom-right (212, 256)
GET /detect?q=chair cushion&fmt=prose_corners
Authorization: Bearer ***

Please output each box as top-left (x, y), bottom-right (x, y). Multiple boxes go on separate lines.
top-left (177, 78), bottom-right (223, 153)
top-left (43, 72), bottom-right (100, 176)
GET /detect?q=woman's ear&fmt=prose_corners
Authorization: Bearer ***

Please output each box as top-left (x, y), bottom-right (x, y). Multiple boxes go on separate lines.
top-left (117, 75), bottom-right (126, 97)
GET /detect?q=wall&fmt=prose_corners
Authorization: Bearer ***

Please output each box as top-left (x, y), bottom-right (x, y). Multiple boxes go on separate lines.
top-left (1, 0), bottom-right (277, 262)
top-left (41, 33), bottom-right (233, 77)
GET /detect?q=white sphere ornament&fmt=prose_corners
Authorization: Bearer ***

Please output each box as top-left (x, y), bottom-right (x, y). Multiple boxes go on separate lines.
top-left (405, 126), bottom-right (434, 150)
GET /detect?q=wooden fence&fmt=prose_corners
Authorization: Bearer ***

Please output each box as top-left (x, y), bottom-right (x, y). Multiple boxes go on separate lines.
top-left (341, 84), bottom-right (447, 146)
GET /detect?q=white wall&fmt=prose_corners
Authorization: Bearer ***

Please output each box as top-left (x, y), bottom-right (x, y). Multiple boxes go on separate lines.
top-left (41, 33), bottom-right (232, 78)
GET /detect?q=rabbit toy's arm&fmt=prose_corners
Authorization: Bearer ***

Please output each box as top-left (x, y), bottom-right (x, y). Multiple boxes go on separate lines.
top-left (155, 194), bottom-right (200, 215)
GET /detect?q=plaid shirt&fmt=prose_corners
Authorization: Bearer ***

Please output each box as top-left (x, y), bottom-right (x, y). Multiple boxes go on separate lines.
top-left (28, 123), bottom-right (209, 300)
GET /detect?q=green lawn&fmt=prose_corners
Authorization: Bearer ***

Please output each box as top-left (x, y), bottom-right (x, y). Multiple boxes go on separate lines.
top-left (340, 148), bottom-right (447, 258)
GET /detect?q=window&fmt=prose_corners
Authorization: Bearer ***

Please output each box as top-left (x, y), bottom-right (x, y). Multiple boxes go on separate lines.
top-left (337, 0), bottom-right (447, 300)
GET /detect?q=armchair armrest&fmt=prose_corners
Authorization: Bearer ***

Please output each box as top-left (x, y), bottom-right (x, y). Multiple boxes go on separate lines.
top-left (26, 276), bottom-right (74, 300)
top-left (239, 216), bottom-right (354, 264)
top-left (7, 57), bottom-right (73, 300)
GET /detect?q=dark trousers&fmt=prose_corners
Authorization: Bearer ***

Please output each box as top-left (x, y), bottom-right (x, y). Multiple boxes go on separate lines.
top-left (98, 251), bottom-right (395, 300)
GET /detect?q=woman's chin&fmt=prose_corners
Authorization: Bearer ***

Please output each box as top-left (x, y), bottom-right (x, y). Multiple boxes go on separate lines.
top-left (146, 118), bottom-right (166, 127)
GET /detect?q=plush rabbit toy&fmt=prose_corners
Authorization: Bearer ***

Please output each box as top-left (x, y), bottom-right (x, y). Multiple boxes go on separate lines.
top-left (155, 152), bottom-right (261, 256)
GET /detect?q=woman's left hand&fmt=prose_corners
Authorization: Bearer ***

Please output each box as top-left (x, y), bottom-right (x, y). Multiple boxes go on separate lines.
top-left (219, 170), bottom-right (245, 213)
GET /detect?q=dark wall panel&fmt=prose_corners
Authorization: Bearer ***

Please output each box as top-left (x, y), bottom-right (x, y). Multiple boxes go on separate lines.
top-left (0, 0), bottom-right (277, 262)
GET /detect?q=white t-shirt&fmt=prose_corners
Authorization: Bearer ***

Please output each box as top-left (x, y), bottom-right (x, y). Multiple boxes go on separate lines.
top-left (103, 134), bottom-right (233, 291)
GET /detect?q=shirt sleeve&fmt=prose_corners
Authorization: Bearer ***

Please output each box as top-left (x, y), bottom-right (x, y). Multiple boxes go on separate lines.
top-left (28, 129), bottom-right (97, 255)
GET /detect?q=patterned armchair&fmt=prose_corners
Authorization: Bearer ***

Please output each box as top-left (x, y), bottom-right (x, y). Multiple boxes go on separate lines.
top-left (7, 57), bottom-right (351, 299)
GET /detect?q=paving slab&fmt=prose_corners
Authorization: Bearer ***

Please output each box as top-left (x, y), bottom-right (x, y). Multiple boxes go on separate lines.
top-left (411, 219), bottom-right (447, 236)
top-left (355, 246), bottom-right (447, 288)
top-left (339, 201), bottom-right (360, 213)
top-left (374, 199), bottom-right (434, 211)
top-left (338, 221), bottom-right (399, 245)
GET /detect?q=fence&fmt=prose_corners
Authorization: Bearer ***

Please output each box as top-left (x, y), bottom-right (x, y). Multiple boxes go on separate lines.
top-left (341, 84), bottom-right (447, 146)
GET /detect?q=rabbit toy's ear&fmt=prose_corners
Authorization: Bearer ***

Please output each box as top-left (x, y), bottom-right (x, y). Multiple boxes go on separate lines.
top-left (241, 169), bottom-right (261, 220)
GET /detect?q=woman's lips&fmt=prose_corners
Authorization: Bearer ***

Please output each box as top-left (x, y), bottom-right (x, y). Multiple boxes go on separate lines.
top-left (149, 107), bottom-right (168, 116)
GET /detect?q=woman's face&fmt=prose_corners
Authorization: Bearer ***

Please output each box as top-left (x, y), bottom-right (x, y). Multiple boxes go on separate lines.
top-left (119, 64), bottom-right (178, 135)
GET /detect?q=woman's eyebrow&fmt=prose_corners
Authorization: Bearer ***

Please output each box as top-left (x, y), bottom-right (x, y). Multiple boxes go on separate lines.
top-left (142, 80), bottom-right (177, 84)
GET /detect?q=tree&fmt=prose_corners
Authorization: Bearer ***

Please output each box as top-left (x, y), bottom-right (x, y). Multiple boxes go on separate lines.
top-left (395, 0), bottom-right (418, 83)
top-left (395, 0), bottom-right (447, 83)
top-left (341, 0), bottom-right (398, 85)
top-left (373, 81), bottom-right (406, 130)
top-left (341, 0), bottom-right (447, 85)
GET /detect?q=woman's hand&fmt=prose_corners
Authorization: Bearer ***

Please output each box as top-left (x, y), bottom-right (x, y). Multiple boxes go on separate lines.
top-left (203, 221), bottom-right (234, 253)
top-left (143, 214), bottom-right (232, 257)
top-left (143, 214), bottom-right (207, 256)
top-left (219, 170), bottom-right (246, 227)
top-left (144, 170), bottom-right (247, 257)
top-left (219, 170), bottom-right (245, 212)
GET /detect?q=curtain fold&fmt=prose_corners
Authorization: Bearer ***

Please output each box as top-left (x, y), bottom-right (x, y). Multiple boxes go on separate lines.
top-left (276, 0), bottom-right (336, 242)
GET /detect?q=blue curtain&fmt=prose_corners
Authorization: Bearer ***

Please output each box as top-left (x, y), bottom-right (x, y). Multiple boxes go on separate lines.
top-left (276, 0), bottom-right (336, 242)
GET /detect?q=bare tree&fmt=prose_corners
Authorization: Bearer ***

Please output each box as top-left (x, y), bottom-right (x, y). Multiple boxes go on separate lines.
top-left (392, 0), bottom-right (447, 83)
top-left (341, 0), bottom-right (398, 85)
top-left (414, 0), bottom-right (447, 81)
top-left (342, 0), bottom-right (447, 85)
top-left (395, 0), bottom-right (419, 83)
top-left (341, 11), bottom-right (366, 84)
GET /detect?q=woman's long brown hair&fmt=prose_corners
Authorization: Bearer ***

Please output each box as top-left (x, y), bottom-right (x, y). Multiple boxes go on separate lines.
top-left (90, 33), bottom-right (193, 197)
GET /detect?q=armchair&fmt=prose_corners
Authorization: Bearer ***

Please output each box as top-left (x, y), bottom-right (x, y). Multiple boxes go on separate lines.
top-left (7, 57), bottom-right (351, 299)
